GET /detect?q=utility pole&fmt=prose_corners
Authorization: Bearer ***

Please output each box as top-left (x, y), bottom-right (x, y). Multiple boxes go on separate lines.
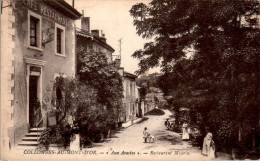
top-left (118, 38), bottom-right (122, 59)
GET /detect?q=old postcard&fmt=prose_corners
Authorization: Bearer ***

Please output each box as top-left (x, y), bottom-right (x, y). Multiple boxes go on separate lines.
top-left (1, 0), bottom-right (259, 160)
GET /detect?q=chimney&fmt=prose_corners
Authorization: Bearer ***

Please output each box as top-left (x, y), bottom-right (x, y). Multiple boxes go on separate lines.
top-left (100, 30), bottom-right (105, 37)
top-left (113, 55), bottom-right (121, 68)
top-left (99, 30), bottom-right (106, 43)
top-left (114, 58), bottom-right (121, 68)
top-left (91, 30), bottom-right (100, 37)
top-left (81, 17), bottom-right (90, 32)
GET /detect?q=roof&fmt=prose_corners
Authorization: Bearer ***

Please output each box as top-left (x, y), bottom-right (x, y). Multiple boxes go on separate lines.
top-left (93, 36), bottom-right (115, 52)
top-left (124, 71), bottom-right (137, 79)
top-left (43, 0), bottom-right (82, 20)
top-left (76, 28), bottom-right (115, 52)
top-left (76, 28), bottom-right (93, 39)
top-left (136, 85), bottom-right (141, 89)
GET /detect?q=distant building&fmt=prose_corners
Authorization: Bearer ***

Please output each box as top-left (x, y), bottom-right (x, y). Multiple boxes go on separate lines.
top-left (1, 0), bottom-right (81, 150)
top-left (135, 86), bottom-right (142, 116)
top-left (145, 93), bottom-right (155, 114)
top-left (121, 71), bottom-right (137, 122)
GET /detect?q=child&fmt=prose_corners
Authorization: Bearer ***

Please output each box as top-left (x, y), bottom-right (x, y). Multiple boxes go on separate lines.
top-left (143, 127), bottom-right (149, 143)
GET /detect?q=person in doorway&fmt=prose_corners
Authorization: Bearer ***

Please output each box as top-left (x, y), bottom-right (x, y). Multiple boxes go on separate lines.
top-left (143, 127), bottom-right (149, 143)
top-left (202, 132), bottom-right (216, 159)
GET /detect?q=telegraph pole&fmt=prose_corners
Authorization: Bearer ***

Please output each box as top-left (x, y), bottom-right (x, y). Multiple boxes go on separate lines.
top-left (118, 38), bottom-right (122, 59)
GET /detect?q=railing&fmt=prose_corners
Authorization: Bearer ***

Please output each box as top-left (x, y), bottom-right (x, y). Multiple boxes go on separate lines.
top-left (35, 111), bottom-right (49, 141)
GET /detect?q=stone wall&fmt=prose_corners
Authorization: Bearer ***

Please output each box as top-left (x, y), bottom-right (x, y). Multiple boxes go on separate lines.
top-left (1, 0), bottom-right (15, 152)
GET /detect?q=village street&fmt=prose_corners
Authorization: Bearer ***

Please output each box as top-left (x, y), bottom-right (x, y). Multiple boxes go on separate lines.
top-left (88, 109), bottom-right (210, 160)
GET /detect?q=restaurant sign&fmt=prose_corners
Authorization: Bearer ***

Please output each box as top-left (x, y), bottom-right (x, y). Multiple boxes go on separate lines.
top-left (22, 0), bottom-right (67, 26)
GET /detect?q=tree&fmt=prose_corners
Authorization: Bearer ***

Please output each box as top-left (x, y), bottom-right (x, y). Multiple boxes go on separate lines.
top-left (39, 48), bottom-right (125, 148)
top-left (77, 48), bottom-right (124, 124)
top-left (40, 76), bottom-right (98, 148)
top-left (130, 0), bottom-right (260, 152)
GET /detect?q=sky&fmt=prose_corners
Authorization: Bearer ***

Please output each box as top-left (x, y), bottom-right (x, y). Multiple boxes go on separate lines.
top-left (65, 0), bottom-right (160, 74)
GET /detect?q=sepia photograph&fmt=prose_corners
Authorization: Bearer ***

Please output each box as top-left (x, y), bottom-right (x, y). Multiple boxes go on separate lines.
top-left (1, 0), bottom-right (260, 160)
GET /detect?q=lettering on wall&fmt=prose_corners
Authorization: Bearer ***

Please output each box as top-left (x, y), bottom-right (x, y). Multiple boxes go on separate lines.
top-left (22, 0), bottom-right (68, 26)
top-left (30, 66), bottom-right (41, 73)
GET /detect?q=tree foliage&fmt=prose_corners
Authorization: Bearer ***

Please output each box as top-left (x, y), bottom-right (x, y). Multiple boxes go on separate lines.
top-left (130, 0), bottom-right (260, 151)
top-left (39, 48), bottom-right (124, 148)
top-left (77, 48), bottom-right (123, 110)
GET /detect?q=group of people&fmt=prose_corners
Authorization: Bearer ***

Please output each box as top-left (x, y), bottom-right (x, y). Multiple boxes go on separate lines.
top-left (164, 118), bottom-right (174, 130)
top-left (144, 119), bottom-right (216, 159)
top-left (183, 125), bottom-right (216, 159)
top-left (182, 123), bottom-right (216, 159)
top-left (166, 119), bottom-right (216, 159)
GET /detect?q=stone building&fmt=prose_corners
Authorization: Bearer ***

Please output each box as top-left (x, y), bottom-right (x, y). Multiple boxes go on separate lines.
top-left (1, 0), bottom-right (81, 150)
top-left (122, 71), bottom-right (138, 122)
top-left (76, 16), bottom-right (115, 66)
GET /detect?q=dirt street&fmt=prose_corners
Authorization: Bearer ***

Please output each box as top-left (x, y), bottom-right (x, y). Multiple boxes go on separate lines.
top-left (89, 109), bottom-right (209, 160)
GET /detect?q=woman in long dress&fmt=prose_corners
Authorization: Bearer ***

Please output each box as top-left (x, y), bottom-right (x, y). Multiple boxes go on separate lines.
top-left (182, 123), bottom-right (189, 140)
top-left (202, 133), bottom-right (215, 159)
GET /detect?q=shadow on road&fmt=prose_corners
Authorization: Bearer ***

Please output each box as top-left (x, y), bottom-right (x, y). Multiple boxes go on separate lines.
top-left (135, 117), bottom-right (149, 124)
top-left (145, 109), bottom-right (165, 115)
top-left (157, 134), bottom-right (182, 145)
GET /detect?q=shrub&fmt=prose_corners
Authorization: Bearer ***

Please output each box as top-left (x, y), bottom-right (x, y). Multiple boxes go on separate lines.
top-left (39, 122), bottom-right (72, 149)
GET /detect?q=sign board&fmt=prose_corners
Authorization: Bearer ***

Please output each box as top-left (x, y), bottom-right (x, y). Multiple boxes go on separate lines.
top-left (21, 0), bottom-right (68, 26)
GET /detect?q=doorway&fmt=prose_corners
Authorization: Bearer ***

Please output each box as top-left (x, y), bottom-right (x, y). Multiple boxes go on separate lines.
top-left (29, 75), bottom-right (42, 127)
top-left (27, 65), bottom-right (43, 128)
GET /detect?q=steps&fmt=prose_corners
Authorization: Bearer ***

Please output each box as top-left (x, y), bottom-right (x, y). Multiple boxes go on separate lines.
top-left (18, 127), bottom-right (45, 148)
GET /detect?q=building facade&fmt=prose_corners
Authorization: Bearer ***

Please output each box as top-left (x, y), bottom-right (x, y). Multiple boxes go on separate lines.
top-left (122, 71), bottom-right (137, 122)
top-left (76, 16), bottom-right (115, 66)
top-left (1, 0), bottom-right (81, 150)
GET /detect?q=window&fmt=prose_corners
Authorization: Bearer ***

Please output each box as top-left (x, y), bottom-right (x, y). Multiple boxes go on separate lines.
top-left (56, 28), bottom-right (62, 54)
top-left (30, 17), bottom-right (38, 47)
top-left (126, 81), bottom-right (130, 96)
top-left (55, 23), bottom-right (65, 56)
top-left (28, 11), bottom-right (42, 50)
top-left (132, 82), bottom-right (135, 97)
top-left (130, 81), bottom-right (132, 96)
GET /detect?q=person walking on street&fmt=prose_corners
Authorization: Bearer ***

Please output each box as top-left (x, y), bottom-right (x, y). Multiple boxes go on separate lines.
top-left (143, 127), bottom-right (149, 143)
top-left (182, 123), bottom-right (189, 140)
top-left (202, 132), bottom-right (216, 159)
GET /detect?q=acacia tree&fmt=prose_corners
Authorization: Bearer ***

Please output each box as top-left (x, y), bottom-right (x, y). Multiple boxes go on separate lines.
top-left (130, 0), bottom-right (260, 151)
top-left (77, 47), bottom-right (124, 123)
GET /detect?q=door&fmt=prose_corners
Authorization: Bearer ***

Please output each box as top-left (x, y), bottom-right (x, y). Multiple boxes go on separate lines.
top-left (29, 75), bottom-right (42, 127)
